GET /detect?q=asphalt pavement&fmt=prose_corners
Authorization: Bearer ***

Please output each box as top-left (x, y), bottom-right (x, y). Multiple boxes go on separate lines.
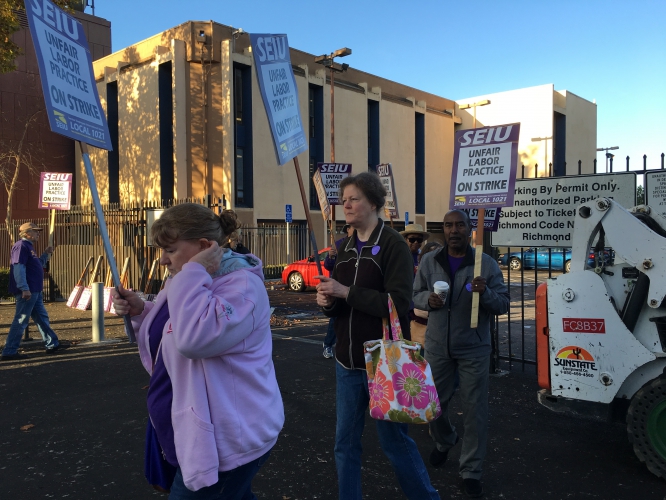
top-left (0, 290), bottom-right (663, 499)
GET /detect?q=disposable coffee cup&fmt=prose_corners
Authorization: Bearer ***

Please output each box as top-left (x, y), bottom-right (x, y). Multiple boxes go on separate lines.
top-left (433, 281), bottom-right (449, 302)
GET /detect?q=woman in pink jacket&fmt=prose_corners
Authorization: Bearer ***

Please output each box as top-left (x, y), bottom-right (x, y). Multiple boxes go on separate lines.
top-left (112, 204), bottom-right (284, 499)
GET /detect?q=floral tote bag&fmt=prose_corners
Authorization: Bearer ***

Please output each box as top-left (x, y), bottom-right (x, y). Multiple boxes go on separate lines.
top-left (363, 294), bottom-right (442, 424)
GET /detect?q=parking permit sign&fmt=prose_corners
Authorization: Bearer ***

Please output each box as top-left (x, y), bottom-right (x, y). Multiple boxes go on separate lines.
top-left (450, 123), bottom-right (520, 209)
top-left (25, 1), bottom-right (112, 150)
top-left (250, 33), bottom-right (308, 165)
top-left (317, 163), bottom-right (351, 205)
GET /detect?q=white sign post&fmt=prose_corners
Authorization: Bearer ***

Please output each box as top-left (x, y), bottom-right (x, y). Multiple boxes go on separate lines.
top-left (492, 173), bottom-right (636, 247)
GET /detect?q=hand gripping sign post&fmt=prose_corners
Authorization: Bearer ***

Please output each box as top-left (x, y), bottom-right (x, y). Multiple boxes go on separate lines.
top-left (250, 33), bottom-right (323, 275)
top-left (26, 1), bottom-right (135, 342)
top-left (450, 123), bottom-right (520, 327)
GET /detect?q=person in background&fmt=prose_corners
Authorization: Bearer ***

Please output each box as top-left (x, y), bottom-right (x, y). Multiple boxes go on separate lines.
top-left (321, 223), bottom-right (354, 358)
top-left (224, 223), bottom-right (251, 255)
top-left (1, 222), bottom-right (61, 360)
top-left (111, 204), bottom-right (283, 499)
top-left (413, 210), bottom-right (509, 499)
top-left (316, 172), bottom-right (439, 500)
top-left (410, 241), bottom-right (443, 348)
top-left (400, 223), bottom-right (430, 274)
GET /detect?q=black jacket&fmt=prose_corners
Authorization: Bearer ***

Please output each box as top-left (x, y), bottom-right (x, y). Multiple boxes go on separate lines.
top-left (324, 219), bottom-right (413, 369)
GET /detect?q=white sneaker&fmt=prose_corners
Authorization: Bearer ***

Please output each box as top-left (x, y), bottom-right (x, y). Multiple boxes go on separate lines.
top-left (323, 346), bottom-right (334, 359)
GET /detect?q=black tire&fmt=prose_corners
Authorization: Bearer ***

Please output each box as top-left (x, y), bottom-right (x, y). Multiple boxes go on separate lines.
top-left (565, 260), bottom-right (571, 273)
top-left (626, 375), bottom-right (666, 479)
top-left (509, 257), bottom-right (522, 271)
top-left (288, 272), bottom-right (306, 292)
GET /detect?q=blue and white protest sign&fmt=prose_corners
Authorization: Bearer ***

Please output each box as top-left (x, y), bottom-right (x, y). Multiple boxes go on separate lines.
top-left (250, 33), bottom-right (307, 165)
top-left (25, 0), bottom-right (112, 150)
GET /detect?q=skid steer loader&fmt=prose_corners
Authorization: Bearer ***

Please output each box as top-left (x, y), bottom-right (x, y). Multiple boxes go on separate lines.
top-left (536, 197), bottom-right (666, 479)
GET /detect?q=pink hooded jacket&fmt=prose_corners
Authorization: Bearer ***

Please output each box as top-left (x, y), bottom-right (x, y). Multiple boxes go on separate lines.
top-left (131, 254), bottom-right (284, 491)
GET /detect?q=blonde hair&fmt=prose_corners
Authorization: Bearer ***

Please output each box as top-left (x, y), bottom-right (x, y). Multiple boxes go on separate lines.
top-left (151, 203), bottom-right (240, 248)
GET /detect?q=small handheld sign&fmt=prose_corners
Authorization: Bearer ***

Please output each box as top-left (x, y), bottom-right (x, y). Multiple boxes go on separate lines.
top-left (312, 170), bottom-right (331, 220)
top-left (376, 163), bottom-right (399, 221)
top-left (39, 173), bottom-right (73, 210)
top-left (317, 163), bottom-right (352, 205)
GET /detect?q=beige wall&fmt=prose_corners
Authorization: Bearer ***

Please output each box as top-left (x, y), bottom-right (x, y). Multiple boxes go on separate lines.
top-left (425, 110), bottom-right (454, 223)
top-left (456, 84), bottom-right (597, 178)
top-left (557, 90), bottom-right (597, 174)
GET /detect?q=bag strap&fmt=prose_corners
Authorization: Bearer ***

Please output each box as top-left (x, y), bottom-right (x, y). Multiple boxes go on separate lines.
top-left (382, 294), bottom-right (404, 342)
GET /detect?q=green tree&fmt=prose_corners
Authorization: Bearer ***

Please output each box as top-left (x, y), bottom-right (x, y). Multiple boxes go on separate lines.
top-left (0, 0), bottom-right (76, 74)
top-left (637, 185), bottom-right (645, 205)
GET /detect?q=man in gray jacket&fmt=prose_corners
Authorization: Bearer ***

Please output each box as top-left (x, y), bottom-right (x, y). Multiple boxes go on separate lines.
top-left (413, 210), bottom-right (509, 498)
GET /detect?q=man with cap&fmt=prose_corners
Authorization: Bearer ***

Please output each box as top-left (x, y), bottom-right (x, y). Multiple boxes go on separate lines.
top-left (400, 223), bottom-right (430, 274)
top-left (1, 222), bottom-right (61, 360)
top-left (321, 223), bottom-right (354, 358)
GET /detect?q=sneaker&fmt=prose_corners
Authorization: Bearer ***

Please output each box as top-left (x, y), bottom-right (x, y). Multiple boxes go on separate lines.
top-left (46, 342), bottom-right (69, 354)
top-left (323, 346), bottom-right (334, 359)
top-left (1, 353), bottom-right (28, 361)
top-left (463, 478), bottom-right (484, 498)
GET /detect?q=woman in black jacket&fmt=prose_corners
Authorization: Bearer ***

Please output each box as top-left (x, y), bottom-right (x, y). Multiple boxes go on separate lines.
top-left (316, 172), bottom-right (440, 500)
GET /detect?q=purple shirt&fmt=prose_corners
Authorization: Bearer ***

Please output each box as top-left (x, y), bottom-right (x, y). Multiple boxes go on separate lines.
top-left (448, 254), bottom-right (465, 282)
top-left (9, 239), bottom-right (44, 294)
top-left (146, 301), bottom-right (178, 467)
top-left (355, 238), bottom-right (367, 255)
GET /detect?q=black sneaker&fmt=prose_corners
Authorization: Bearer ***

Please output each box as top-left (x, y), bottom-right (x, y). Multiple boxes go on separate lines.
top-left (1, 353), bottom-right (28, 361)
top-left (463, 478), bottom-right (484, 498)
top-left (429, 447), bottom-right (450, 468)
top-left (46, 342), bottom-right (69, 354)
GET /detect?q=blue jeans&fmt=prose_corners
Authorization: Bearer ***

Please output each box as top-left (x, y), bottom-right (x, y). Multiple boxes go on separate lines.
top-left (2, 292), bottom-right (59, 355)
top-left (168, 449), bottom-right (271, 500)
top-left (324, 318), bottom-right (336, 348)
top-left (335, 363), bottom-right (440, 500)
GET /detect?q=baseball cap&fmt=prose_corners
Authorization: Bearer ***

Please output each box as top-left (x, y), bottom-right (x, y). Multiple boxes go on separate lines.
top-left (19, 222), bottom-right (43, 232)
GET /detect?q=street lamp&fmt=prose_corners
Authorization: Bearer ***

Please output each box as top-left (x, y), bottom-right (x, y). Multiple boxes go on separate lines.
top-left (315, 47), bottom-right (351, 241)
top-left (597, 146), bottom-right (619, 173)
top-left (531, 136), bottom-right (553, 177)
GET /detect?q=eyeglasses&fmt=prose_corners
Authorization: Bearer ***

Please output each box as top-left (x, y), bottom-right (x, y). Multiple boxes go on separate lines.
top-left (407, 237), bottom-right (423, 244)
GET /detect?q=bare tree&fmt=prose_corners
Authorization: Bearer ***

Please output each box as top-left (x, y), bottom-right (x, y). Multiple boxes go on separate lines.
top-left (0, 108), bottom-right (45, 243)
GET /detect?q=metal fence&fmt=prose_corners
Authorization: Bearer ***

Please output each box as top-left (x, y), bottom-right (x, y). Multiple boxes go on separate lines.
top-left (0, 200), bottom-right (313, 301)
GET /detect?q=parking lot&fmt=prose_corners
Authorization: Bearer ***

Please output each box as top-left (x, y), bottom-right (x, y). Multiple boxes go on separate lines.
top-left (0, 289), bottom-right (663, 499)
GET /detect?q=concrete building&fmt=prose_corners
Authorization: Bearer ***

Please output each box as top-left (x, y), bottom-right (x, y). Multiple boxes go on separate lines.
top-left (84, 21), bottom-right (458, 242)
top-left (0, 7), bottom-right (111, 221)
top-left (82, 22), bottom-right (597, 246)
top-left (456, 84), bottom-right (597, 178)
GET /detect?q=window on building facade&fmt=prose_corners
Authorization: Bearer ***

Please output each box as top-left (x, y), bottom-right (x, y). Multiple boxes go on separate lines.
top-left (367, 100), bottom-right (379, 171)
top-left (308, 84), bottom-right (324, 211)
top-left (106, 81), bottom-right (119, 203)
top-left (415, 112), bottom-right (425, 214)
top-left (554, 112), bottom-right (566, 177)
top-left (234, 64), bottom-right (253, 207)
top-left (158, 62), bottom-right (174, 202)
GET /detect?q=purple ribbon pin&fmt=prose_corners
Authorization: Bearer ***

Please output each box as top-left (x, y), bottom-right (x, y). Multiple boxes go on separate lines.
top-left (371, 245), bottom-right (380, 255)
top-left (466, 283), bottom-right (473, 292)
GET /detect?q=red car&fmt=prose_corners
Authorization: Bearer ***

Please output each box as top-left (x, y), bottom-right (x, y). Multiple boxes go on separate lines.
top-left (281, 247), bottom-right (332, 292)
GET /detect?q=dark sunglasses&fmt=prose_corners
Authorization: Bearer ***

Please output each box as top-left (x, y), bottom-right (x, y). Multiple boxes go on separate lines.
top-left (407, 237), bottom-right (423, 243)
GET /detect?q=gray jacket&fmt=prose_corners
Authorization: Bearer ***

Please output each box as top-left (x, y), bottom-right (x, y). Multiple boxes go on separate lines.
top-left (413, 245), bottom-right (509, 359)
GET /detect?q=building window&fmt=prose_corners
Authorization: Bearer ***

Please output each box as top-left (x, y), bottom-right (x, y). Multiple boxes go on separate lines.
top-left (308, 84), bottom-right (324, 210)
top-left (554, 112), bottom-right (566, 177)
top-left (106, 81), bottom-right (119, 203)
top-left (415, 112), bottom-right (425, 214)
top-left (234, 64), bottom-right (253, 207)
top-left (367, 100), bottom-right (379, 171)
top-left (158, 62), bottom-right (174, 202)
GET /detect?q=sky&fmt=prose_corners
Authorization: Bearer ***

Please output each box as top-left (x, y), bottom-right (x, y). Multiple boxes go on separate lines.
top-left (93, 0), bottom-right (665, 176)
